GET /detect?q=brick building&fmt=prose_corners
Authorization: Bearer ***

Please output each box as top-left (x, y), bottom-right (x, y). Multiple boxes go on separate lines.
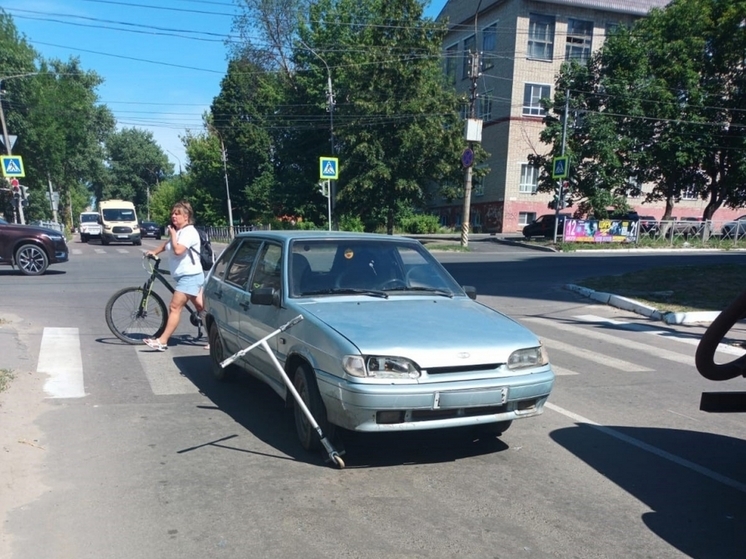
top-left (432, 0), bottom-right (741, 233)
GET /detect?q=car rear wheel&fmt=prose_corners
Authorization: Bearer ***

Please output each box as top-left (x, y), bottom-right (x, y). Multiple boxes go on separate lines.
top-left (15, 244), bottom-right (49, 275)
top-left (293, 363), bottom-right (333, 451)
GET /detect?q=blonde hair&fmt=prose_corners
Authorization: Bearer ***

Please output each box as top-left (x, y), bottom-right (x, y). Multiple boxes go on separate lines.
top-left (171, 200), bottom-right (194, 224)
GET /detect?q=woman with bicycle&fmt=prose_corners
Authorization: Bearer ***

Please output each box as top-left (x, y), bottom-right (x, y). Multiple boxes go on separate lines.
top-left (143, 200), bottom-right (204, 351)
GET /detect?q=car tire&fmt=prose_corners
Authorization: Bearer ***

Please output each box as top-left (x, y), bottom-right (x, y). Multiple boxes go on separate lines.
top-left (15, 243), bottom-right (49, 276)
top-left (134, 239), bottom-right (142, 246)
top-left (155, 235), bottom-right (161, 240)
top-left (81, 234), bottom-right (88, 243)
top-left (208, 323), bottom-right (237, 381)
top-left (293, 363), bottom-right (333, 452)
top-left (101, 237), bottom-right (109, 246)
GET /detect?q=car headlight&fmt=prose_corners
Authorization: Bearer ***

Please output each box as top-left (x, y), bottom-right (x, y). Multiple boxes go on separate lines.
top-left (41, 233), bottom-right (63, 241)
top-left (508, 345), bottom-right (549, 370)
top-left (343, 355), bottom-right (421, 379)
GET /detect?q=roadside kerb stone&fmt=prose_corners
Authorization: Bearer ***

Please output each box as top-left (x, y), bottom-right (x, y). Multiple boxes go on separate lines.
top-left (566, 284), bottom-right (718, 326)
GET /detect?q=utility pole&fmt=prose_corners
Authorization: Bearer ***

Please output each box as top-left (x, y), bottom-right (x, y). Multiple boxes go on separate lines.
top-left (0, 87), bottom-right (24, 225)
top-left (552, 89), bottom-right (570, 244)
top-left (461, 49), bottom-right (482, 248)
top-left (326, 72), bottom-right (336, 230)
top-left (219, 136), bottom-right (234, 239)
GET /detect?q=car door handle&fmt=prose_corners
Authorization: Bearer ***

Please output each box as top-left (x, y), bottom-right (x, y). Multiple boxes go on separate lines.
top-left (212, 290), bottom-right (223, 300)
top-left (239, 301), bottom-right (250, 311)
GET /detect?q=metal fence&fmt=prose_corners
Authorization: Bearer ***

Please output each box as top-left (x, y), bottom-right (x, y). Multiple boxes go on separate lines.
top-left (31, 220), bottom-right (66, 234)
top-left (202, 224), bottom-right (269, 244)
top-left (637, 219), bottom-right (746, 248)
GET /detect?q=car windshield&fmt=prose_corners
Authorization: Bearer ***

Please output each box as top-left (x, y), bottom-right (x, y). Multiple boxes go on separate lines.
top-left (102, 209), bottom-right (135, 221)
top-left (289, 239), bottom-right (462, 298)
top-left (81, 214), bottom-right (98, 223)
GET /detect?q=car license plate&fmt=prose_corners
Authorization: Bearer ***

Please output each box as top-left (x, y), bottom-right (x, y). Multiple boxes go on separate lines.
top-left (117, 235), bottom-right (128, 239)
top-left (436, 387), bottom-right (507, 409)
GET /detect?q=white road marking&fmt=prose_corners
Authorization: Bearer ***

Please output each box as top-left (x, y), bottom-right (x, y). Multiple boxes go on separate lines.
top-left (116, 248), bottom-right (129, 254)
top-left (136, 348), bottom-right (200, 395)
top-left (546, 402), bottom-right (746, 494)
top-left (71, 249), bottom-right (83, 255)
top-left (94, 248), bottom-right (105, 254)
top-left (552, 366), bottom-right (579, 376)
top-left (525, 317), bottom-right (695, 366)
top-left (574, 314), bottom-right (746, 357)
top-left (37, 327), bottom-right (85, 398)
top-left (541, 337), bottom-right (653, 372)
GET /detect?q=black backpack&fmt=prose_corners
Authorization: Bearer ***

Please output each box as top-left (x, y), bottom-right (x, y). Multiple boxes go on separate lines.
top-left (189, 227), bottom-right (214, 271)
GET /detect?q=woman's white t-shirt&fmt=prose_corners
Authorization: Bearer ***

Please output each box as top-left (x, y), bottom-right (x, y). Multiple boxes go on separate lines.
top-left (166, 225), bottom-right (202, 277)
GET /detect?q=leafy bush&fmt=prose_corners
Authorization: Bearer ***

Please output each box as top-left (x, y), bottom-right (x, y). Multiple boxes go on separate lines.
top-left (399, 214), bottom-right (441, 234)
top-left (338, 214), bottom-right (365, 232)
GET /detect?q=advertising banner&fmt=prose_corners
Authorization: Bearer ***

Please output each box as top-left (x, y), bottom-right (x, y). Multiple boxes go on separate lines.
top-left (564, 219), bottom-right (638, 243)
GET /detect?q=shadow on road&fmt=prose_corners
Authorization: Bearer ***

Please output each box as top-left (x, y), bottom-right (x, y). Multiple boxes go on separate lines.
top-left (550, 424), bottom-right (746, 559)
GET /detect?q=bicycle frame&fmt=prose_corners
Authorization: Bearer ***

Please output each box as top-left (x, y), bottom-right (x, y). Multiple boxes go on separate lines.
top-left (142, 255), bottom-right (203, 339)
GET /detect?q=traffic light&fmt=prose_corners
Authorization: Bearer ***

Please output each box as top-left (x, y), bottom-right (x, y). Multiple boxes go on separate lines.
top-left (20, 185), bottom-right (28, 199)
top-left (12, 184), bottom-right (20, 199)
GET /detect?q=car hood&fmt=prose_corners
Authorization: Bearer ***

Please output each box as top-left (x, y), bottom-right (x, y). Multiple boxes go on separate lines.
top-left (2, 223), bottom-right (65, 237)
top-left (297, 297), bottom-right (541, 368)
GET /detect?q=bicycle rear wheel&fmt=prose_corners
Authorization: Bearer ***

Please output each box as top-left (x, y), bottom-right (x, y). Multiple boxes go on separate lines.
top-left (105, 287), bottom-right (168, 344)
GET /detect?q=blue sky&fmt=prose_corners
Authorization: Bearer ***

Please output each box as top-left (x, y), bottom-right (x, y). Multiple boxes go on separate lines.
top-left (1, 0), bottom-right (447, 171)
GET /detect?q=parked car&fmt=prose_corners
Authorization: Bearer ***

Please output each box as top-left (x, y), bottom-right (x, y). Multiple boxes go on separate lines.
top-left (721, 215), bottom-right (746, 240)
top-left (0, 217), bottom-right (69, 275)
top-left (665, 217), bottom-right (709, 238)
top-left (139, 221), bottom-right (162, 239)
top-left (203, 231), bottom-right (555, 451)
top-left (522, 214), bottom-right (570, 239)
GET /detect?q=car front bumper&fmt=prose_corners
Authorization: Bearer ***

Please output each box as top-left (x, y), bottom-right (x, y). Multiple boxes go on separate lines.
top-left (317, 368), bottom-right (555, 432)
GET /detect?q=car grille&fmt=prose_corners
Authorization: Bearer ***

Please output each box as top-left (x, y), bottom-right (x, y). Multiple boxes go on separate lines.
top-left (113, 226), bottom-right (133, 234)
top-left (423, 363), bottom-right (501, 375)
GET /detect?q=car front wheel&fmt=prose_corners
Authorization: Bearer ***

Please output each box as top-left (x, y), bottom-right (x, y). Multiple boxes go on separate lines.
top-left (15, 244), bottom-right (49, 275)
top-left (293, 363), bottom-right (333, 451)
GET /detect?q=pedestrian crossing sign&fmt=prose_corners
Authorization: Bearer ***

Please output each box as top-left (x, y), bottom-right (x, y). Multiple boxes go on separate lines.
top-left (319, 157), bottom-right (339, 180)
top-left (1, 155), bottom-right (25, 178)
top-left (552, 156), bottom-right (569, 179)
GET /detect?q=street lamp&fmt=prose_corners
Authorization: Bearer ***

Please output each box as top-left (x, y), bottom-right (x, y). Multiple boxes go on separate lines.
top-left (166, 150), bottom-right (182, 176)
top-left (208, 125), bottom-right (234, 238)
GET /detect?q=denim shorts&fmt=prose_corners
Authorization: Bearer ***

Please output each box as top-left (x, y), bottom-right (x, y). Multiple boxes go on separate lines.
top-left (173, 272), bottom-right (204, 296)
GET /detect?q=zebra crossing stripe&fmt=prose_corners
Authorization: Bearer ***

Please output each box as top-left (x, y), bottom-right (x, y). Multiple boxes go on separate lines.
top-left (38, 327), bottom-right (85, 398)
top-left (541, 337), bottom-right (653, 372)
top-left (136, 347), bottom-right (200, 395)
top-left (525, 317), bottom-right (695, 366)
top-left (573, 314), bottom-right (746, 357)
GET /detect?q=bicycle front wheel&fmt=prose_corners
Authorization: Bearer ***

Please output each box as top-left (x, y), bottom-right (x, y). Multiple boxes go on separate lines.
top-left (105, 287), bottom-right (168, 344)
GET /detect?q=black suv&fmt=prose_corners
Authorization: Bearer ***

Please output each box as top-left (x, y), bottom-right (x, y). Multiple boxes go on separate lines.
top-left (523, 214), bottom-right (571, 239)
top-left (0, 217), bottom-right (69, 275)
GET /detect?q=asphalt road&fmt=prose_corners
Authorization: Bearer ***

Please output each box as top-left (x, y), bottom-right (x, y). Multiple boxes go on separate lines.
top-left (1, 237), bottom-right (745, 559)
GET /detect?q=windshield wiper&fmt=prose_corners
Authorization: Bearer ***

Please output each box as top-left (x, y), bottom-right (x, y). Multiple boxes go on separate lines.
top-left (398, 287), bottom-right (454, 298)
top-left (300, 288), bottom-right (389, 299)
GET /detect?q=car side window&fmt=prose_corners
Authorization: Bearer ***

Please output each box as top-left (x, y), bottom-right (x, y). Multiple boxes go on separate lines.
top-left (224, 240), bottom-right (261, 287)
top-left (250, 243), bottom-right (282, 291)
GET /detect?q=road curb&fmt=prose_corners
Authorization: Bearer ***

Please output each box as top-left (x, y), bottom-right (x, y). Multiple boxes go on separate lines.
top-left (565, 284), bottom-right (719, 325)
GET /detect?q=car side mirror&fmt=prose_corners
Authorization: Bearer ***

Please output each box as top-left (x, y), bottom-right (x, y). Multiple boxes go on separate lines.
top-left (251, 287), bottom-right (280, 307)
top-left (463, 285), bottom-right (477, 300)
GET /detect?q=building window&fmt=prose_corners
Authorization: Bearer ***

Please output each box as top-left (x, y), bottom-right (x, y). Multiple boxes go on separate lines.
top-left (463, 34), bottom-right (476, 80)
top-left (528, 14), bottom-right (555, 60)
top-left (519, 212), bottom-right (536, 226)
top-left (473, 174), bottom-right (484, 197)
top-left (523, 84), bottom-right (551, 116)
top-left (566, 19), bottom-right (593, 63)
top-left (482, 22), bottom-right (497, 69)
top-left (519, 164), bottom-right (539, 193)
top-left (478, 90), bottom-right (493, 121)
top-left (444, 43), bottom-right (458, 85)
top-left (682, 186), bottom-right (698, 200)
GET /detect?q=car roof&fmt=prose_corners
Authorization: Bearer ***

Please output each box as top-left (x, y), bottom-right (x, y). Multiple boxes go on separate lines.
top-left (234, 230), bottom-right (416, 244)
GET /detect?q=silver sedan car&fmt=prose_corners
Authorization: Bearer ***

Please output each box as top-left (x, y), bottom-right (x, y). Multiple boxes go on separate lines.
top-left (203, 231), bottom-right (555, 452)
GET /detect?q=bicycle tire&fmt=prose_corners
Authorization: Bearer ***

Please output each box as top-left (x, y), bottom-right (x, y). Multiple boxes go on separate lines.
top-left (695, 288), bottom-right (746, 381)
top-left (105, 287), bottom-right (168, 345)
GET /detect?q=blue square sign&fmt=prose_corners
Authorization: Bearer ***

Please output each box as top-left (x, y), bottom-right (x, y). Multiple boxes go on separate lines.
top-left (320, 157), bottom-right (339, 180)
top-left (1, 155), bottom-right (25, 178)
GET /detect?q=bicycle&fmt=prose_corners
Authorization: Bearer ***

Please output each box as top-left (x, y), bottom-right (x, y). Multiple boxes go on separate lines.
top-left (105, 254), bottom-right (204, 344)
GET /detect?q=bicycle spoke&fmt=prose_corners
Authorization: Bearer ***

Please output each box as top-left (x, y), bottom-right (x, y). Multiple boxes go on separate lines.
top-left (106, 288), bottom-right (167, 343)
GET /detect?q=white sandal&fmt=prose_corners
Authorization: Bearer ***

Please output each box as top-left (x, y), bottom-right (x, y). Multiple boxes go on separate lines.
top-left (144, 338), bottom-right (167, 351)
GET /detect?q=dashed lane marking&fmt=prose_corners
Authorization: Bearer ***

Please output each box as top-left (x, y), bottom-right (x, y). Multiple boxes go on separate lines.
top-left (136, 347), bottom-right (200, 395)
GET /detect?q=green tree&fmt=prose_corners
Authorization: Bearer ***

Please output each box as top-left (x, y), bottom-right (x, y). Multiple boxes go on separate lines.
top-left (532, 0), bottom-right (746, 220)
top-left (295, 0), bottom-right (464, 233)
top-left (105, 127), bottom-right (172, 219)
